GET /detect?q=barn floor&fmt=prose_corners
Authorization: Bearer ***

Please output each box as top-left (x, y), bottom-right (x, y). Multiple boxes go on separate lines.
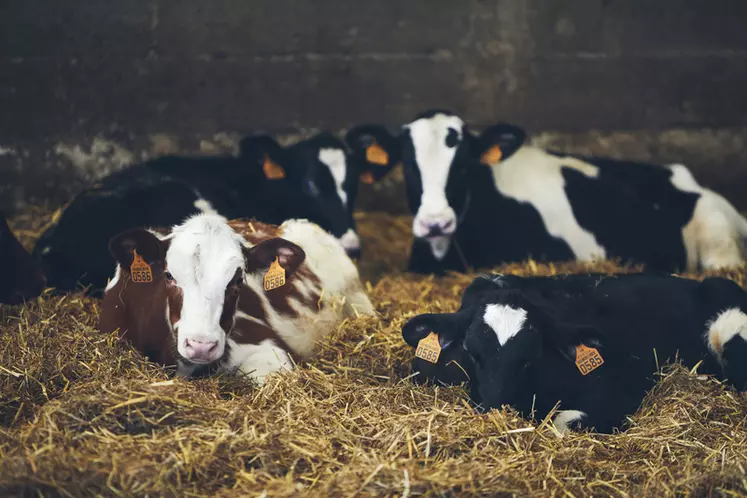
top-left (1, 208), bottom-right (747, 497)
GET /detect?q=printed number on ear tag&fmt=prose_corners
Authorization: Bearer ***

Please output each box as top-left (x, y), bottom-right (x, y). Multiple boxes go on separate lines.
top-left (263, 256), bottom-right (286, 291)
top-left (415, 332), bottom-right (442, 364)
top-left (366, 143), bottom-right (389, 166)
top-left (575, 344), bottom-right (604, 375)
top-left (480, 145), bottom-right (503, 165)
top-left (130, 249), bottom-right (153, 283)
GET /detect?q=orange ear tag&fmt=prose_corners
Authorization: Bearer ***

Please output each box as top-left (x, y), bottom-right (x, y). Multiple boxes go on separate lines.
top-left (360, 171), bottom-right (375, 185)
top-left (263, 155), bottom-right (286, 179)
top-left (263, 256), bottom-right (286, 291)
top-left (130, 249), bottom-right (153, 283)
top-left (366, 143), bottom-right (389, 165)
top-left (575, 344), bottom-right (604, 375)
top-left (415, 332), bottom-right (442, 364)
top-left (480, 145), bottom-right (503, 165)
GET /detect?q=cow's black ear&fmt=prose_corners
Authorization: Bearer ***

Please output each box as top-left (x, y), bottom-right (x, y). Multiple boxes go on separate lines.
top-left (345, 124), bottom-right (401, 184)
top-left (402, 312), bottom-right (466, 349)
top-left (109, 229), bottom-right (166, 269)
top-left (243, 237), bottom-right (306, 278)
top-left (552, 323), bottom-right (605, 363)
top-left (477, 123), bottom-right (527, 165)
top-left (239, 135), bottom-right (288, 181)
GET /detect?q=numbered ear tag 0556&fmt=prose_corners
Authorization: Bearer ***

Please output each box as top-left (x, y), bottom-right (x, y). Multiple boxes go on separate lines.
top-left (415, 332), bottom-right (442, 364)
top-left (263, 257), bottom-right (286, 292)
top-left (130, 249), bottom-right (153, 283)
top-left (575, 344), bottom-right (604, 375)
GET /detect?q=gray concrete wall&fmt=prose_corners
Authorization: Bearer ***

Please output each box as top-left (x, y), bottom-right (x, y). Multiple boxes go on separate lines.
top-left (2, 0), bottom-right (747, 211)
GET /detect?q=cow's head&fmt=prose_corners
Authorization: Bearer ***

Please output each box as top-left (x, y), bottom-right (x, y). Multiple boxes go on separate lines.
top-left (0, 215), bottom-right (47, 304)
top-left (463, 288), bottom-right (604, 411)
top-left (400, 112), bottom-right (527, 260)
top-left (108, 213), bottom-right (305, 365)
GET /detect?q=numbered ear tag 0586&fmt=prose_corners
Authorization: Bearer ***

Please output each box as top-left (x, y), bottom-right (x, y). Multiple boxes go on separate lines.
top-left (263, 257), bottom-right (286, 292)
top-left (130, 249), bottom-right (153, 283)
top-left (415, 332), bottom-right (442, 364)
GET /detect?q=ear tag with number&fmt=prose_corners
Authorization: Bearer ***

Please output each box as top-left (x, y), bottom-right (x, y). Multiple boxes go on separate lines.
top-left (415, 332), bottom-right (442, 364)
top-left (366, 142), bottom-right (389, 165)
top-left (263, 256), bottom-right (286, 291)
top-left (263, 155), bottom-right (286, 179)
top-left (130, 249), bottom-right (153, 283)
top-left (480, 145), bottom-right (503, 165)
top-left (575, 344), bottom-right (604, 375)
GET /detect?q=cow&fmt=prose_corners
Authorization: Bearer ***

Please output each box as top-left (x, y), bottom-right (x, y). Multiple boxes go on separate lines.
top-left (403, 273), bottom-right (747, 433)
top-left (0, 214), bottom-right (47, 304)
top-left (99, 213), bottom-right (375, 384)
top-left (34, 130), bottom-right (394, 295)
top-left (360, 111), bottom-right (747, 274)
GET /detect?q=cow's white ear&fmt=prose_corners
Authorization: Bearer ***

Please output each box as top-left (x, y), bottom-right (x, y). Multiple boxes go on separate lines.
top-left (244, 237), bottom-right (306, 277)
top-left (109, 229), bottom-right (166, 268)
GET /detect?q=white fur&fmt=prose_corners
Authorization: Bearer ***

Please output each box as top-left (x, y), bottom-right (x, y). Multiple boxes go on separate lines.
top-left (240, 219), bottom-right (374, 360)
top-left (494, 147), bottom-right (606, 261)
top-left (318, 148), bottom-right (348, 207)
top-left (193, 198), bottom-right (217, 214)
top-left (483, 304), bottom-right (528, 346)
top-left (105, 265), bottom-right (121, 291)
top-left (706, 307), bottom-right (747, 359)
top-left (668, 163), bottom-right (747, 270)
top-left (552, 410), bottom-right (586, 434)
top-left (428, 235), bottom-right (452, 261)
top-left (166, 213), bottom-right (246, 363)
top-left (405, 113), bottom-right (462, 240)
top-left (225, 338), bottom-right (293, 386)
top-left (338, 228), bottom-right (361, 252)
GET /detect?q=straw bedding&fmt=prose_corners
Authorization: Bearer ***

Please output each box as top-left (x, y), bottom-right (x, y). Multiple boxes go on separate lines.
top-left (1, 209), bottom-right (746, 497)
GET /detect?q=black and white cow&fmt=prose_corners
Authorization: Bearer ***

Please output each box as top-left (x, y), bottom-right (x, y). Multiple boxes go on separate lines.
top-left (367, 111), bottom-right (747, 274)
top-left (34, 129), bottom-right (397, 295)
top-left (403, 273), bottom-right (747, 433)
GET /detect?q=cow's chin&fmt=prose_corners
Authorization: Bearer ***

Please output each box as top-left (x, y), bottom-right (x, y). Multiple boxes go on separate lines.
top-left (426, 235), bottom-right (452, 261)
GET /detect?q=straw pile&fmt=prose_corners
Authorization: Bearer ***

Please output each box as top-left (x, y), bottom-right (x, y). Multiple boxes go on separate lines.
top-left (1, 209), bottom-right (746, 497)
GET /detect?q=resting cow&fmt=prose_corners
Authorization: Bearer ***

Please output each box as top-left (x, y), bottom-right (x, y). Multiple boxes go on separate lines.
top-left (99, 213), bottom-right (374, 384)
top-left (34, 129), bottom-right (395, 294)
top-left (403, 273), bottom-right (747, 433)
top-left (0, 214), bottom-right (46, 304)
top-left (360, 111), bottom-right (747, 274)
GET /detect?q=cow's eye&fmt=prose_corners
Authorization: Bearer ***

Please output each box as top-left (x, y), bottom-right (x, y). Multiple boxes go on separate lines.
top-left (445, 128), bottom-right (460, 148)
top-left (165, 271), bottom-right (176, 284)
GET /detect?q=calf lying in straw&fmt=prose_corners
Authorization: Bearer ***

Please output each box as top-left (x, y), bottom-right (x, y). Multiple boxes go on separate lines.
top-left (403, 273), bottom-right (747, 433)
top-left (100, 213), bottom-right (374, 384)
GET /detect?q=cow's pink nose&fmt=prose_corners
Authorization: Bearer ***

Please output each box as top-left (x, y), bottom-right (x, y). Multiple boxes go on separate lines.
top-left (184, 338), bottom-right (219, 361)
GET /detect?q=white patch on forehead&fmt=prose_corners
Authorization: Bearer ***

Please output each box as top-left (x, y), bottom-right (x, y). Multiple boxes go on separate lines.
top-left (166, 213), bottom-right (246, 361)
top-left (318, 148), bottom-right (348, 207)
top-left (483, 303), bottom-right (528, 346)
top-left (407, 114), bottom-right (465, 215)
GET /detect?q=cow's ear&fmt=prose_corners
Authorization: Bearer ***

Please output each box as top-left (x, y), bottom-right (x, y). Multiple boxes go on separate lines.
top-left (476, 124), bottom-right (527, 165)
top-left (402, 312), bottom-right (466, 349)
top-left (109, 229), bottom-right (166, 269)
top-left (239, 135), bottom-right (288, 180)
top-left (244, 237), bottom-right (306, 278)
top-left (345, 125), bottom-right (401, 184)
top-left (551, 323), bottom-right (606, 363)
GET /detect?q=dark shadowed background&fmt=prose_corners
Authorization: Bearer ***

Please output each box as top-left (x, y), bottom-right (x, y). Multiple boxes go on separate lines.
top-left (1, 0), bottom-right (747, 212)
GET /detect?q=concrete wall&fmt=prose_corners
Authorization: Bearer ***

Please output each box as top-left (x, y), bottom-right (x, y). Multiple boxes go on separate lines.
top-left (2, 0), bottom-right (747, 211)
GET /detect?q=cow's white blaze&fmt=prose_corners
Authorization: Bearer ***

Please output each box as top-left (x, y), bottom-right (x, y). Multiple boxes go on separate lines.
top-left (706, 307), bottom-right (747, 359)
top-left (483, 303), bottom-right (528, 346)
top-left (318, 147), bottom-right (348, 207)
top-left (406, 113), bottom-right (462, 246)
top-left (166, 213), bottom-right (246, 363)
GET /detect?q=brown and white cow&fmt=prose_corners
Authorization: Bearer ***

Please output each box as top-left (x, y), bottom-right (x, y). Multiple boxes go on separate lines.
top-left (99, 213), bottom-right (375, 384)
top-left (1, 214), bottom-right (47, 304)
